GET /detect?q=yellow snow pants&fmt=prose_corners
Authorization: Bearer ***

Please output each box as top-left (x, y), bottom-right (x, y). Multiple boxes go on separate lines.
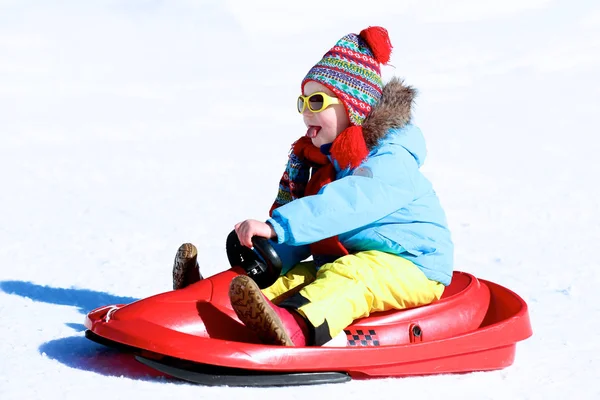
top-left (262, 250), bottom-right (444, 345)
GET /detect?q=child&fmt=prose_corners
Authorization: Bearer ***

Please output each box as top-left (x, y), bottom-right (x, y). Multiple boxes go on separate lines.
top-left (176, 26), bottom-right (454, 347)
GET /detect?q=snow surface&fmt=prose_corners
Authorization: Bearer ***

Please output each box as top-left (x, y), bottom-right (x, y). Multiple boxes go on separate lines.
top-left (1, 0), bottom-right (599, 398)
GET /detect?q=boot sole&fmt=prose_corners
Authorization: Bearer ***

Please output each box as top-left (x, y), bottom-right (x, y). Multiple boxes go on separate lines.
top-left (172, 243), bottom-right (199, 290)
top-left (229, 275), bottom-right (294, 346)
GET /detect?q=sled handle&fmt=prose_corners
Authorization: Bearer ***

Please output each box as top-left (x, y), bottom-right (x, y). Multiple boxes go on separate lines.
top-left (251, 236), bottom-right (283, 272)
top-left (225, 230), bottom-right (283, 288)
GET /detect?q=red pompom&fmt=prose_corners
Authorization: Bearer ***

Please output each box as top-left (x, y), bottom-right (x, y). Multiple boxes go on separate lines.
top-left (359, 26), bottom-right (393, 65)
top-left (330, 126), bottom-right (369, 170)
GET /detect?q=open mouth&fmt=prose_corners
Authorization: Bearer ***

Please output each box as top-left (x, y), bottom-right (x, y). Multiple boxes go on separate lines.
top-left (306, 126), bottom-right (321, 138)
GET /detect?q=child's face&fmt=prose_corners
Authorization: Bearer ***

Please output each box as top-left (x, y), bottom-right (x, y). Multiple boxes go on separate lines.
top-left (302, 81), bottom-right (350, 148)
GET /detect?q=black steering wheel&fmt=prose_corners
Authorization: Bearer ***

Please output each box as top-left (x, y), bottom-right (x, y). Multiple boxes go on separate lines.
top-left (226, 230), bottom-right (283, 289)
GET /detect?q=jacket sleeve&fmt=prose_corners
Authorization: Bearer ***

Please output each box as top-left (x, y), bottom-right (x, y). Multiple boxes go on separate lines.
top-left (267, 146), bottom-right (418, 245)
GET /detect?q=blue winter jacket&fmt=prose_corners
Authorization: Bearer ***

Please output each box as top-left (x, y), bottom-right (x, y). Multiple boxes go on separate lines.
top-left (266, 124), bottom-right (454, 286)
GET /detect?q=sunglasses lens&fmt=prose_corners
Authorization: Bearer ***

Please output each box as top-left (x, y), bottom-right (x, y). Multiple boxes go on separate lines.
top-left (297, 97), bottom-right (305, 113)
top-left (308, 94), bottom-right (324, 112)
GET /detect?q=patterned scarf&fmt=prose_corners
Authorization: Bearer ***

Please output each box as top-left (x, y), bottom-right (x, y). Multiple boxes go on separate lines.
top-left (269, 126), bottom-right (369, 261)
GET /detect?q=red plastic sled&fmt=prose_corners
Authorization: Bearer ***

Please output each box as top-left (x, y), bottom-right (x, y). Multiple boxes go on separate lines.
top-left (85, 268), bottom-right (531, 386)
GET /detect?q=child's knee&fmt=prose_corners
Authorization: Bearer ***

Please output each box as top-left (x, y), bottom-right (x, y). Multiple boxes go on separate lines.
top-left (262, 262), bottom-right (316, 303)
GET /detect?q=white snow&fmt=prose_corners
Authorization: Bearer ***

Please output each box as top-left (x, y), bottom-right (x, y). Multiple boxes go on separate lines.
top-left (1, 1), bottom-right (599, 398)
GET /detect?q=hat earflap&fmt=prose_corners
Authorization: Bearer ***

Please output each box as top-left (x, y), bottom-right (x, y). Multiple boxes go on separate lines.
top-left (330, 125), bottom-right (369, 170)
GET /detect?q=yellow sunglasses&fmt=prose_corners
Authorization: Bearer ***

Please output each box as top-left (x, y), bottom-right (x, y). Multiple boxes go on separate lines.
top-left (297, 92), bottom-right (341, 113)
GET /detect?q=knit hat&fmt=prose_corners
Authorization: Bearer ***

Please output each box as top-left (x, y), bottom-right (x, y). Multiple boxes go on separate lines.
top-left (302, 26), bottom-right (393, 127)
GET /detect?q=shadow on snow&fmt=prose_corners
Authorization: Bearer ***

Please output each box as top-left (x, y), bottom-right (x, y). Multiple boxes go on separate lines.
top-left (0, 280), bottom-right (176, 383)
top-left (38, 335), bottom-right (171, 382)
top-left (0, 280), bottom-right (138, 314)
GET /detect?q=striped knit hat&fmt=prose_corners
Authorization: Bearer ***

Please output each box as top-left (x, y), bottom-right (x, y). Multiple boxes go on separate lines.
top-left (302, 26), bottom-right (393, 127)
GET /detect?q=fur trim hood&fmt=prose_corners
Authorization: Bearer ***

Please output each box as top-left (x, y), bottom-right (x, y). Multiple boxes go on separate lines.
top-left (362, 77), bottom-right (416, 149)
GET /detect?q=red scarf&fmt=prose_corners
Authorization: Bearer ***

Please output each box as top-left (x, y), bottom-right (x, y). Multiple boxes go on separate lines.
top-left (270, 126), bottom-right (369, 258)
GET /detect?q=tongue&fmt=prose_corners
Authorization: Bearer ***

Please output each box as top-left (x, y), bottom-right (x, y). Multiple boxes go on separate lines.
top-left (306, 126), bottom-right (320, 138)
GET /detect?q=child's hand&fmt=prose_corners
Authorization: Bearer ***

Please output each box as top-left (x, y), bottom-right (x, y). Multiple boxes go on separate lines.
top-left (234, 219), bottom-right (277, 248)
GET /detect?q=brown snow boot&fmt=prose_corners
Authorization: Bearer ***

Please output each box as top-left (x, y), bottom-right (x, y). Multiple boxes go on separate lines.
top-left (229, 275), bottom-right (309, 346)
top-left (172, 243), bottom-right (203, 290)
